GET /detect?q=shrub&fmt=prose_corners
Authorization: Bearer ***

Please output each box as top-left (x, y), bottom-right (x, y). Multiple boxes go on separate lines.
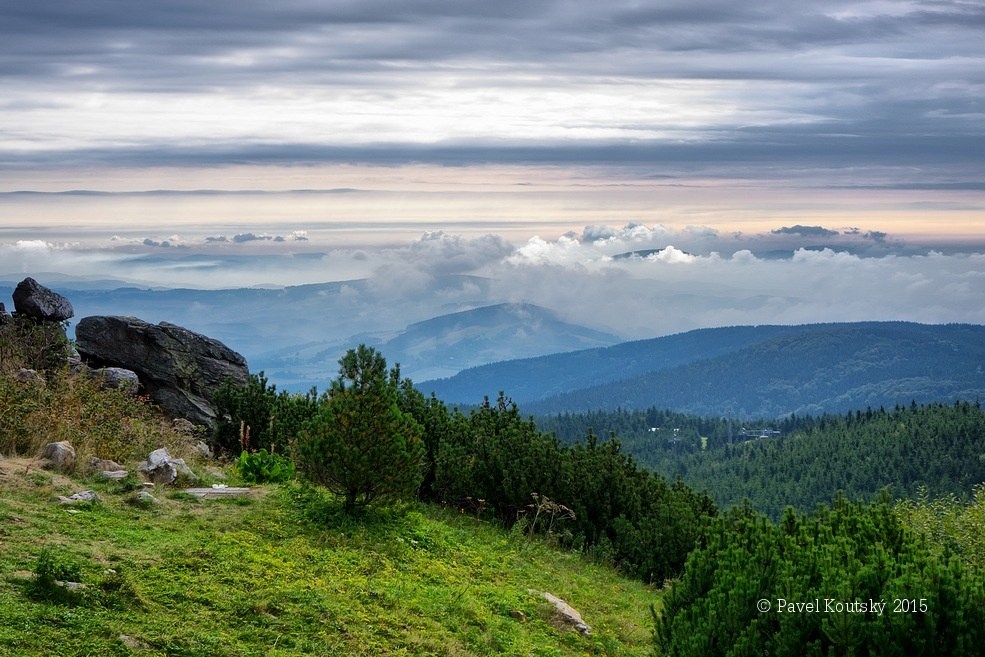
top-left (896, 484), bottom-right (985, 570)
top-left (236, 448), bottom-right (296, 484)
top-left (27, 548), bottom-right (84, 605)
top-left (0, 368), bottom-right (184, 462)
top-left (0, 316), bottom-right (71, 374)
top-left (655, 494), bottom-right (985, 656)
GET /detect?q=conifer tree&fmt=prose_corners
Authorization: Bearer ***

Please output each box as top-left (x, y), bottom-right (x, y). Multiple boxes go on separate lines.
top-left (296, 346), bottom-right (424, 511)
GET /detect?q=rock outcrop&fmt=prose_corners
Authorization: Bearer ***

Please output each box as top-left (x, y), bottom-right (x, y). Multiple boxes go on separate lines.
top-left (75, 316), bottom-right (248, 427)
top-left (12, 277), bottom-right (74, 322)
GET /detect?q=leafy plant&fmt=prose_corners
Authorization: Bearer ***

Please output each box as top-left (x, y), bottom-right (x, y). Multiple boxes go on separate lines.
top-left (27, 547), bottom-right (84, 605)
top-left (236, 448), bottom-right (296, 484)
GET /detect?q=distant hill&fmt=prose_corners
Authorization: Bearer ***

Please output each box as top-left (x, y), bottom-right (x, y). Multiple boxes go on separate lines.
top-left (376, 302), bottom-right (620, 381)
top-left (422, 322), bottom-right (985, 418)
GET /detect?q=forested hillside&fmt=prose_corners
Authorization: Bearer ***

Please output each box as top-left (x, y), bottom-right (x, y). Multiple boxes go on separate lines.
top-left (543, 402), bottom-right (985, 519)
top-left (424, 323), bottom-right (806, 404)
top-left (524, 323), bottom-right (985, 417)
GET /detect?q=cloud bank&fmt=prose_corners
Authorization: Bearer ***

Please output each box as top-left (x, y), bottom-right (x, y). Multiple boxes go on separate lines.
top-left (3, 226), bottom-right (983, 344)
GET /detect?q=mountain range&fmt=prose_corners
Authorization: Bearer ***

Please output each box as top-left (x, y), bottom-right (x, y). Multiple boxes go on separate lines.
top-left (4, 278), bottom-right (983, 418)
top-left (423, 322), bottom-right (985, 418)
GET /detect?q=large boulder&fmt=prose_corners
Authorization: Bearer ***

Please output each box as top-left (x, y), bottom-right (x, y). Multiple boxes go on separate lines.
top-left (75, 316), bottom-right (249, 428)
top-left (39, 441), bottom-right (76, 472)
top-left (12, 277), bottom-right (74, 322)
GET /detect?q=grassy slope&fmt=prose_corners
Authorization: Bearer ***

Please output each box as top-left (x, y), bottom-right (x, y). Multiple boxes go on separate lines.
top-left (0, 459), bottom-right (657, 657)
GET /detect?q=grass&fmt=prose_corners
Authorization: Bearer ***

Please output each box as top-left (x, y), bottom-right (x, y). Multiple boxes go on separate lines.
top-left (0, 459), bottom-right (659, 656)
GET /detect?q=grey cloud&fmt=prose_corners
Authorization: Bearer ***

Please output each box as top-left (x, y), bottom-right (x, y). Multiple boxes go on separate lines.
top-left (399, 231), bottom-right (516, 276)
top-left (0, 0), bottom-right (982, 192)
top-left (4, 229), bottom-right (985, 348)
top-left (232, 233), bottom-right (271, 243)
top-left (771, 225), bottom-right (840, 238)
top-left (143, 238), bottom-right (172, 248)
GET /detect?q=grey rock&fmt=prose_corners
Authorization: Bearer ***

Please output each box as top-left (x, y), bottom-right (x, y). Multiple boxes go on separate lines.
top-left (138, 447), bottom-right (194, 485)
top-left (183, 486), bottom-right (252, 499)
top-left (39, 441), bottom-right (76, 472)
top-left (12, 277), bottom-right (74, 322)
top-left (99, 470), bottom-right (130, 481)
top-left (15, 368), bottom-right (40, 383)
top-left (91, 367), bottom-right (140, 393)
top-left (193, 440), bottom-right (213, 459)
top-left (58, 489), bottom-right (99, 504)
top-left (134, 491), bottom-right (159, 506)
top-left (88, 457), bottom-right (124, 472)
top-left (172, 418), bottom-right (197, 434)
top-left (75, 316), bottom-right (249, 428)
top-left (119, 635), bottom-right (150, 650)
top-left (66, 354), bottom-right (85, 373)
top-left (529, 589), bottom-right (592, 635)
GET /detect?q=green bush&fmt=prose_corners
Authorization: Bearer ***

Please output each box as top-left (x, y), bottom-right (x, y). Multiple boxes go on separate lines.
top-left (27, 548), bottom-right (84, 605)
top-left (0, 315), bottom-right (71, 374)
top-left (897, 483), bottom-right (985, 570)
top-left (214, 372), bottom-right (318, 455)
top-left (236, 448), bottom-right (296, 483)
top-left (655, 494), bottom-right (985, 656)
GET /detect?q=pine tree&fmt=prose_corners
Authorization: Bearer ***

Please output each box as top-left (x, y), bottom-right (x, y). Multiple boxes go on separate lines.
top-left (295, 346), bottom-right (424, 512)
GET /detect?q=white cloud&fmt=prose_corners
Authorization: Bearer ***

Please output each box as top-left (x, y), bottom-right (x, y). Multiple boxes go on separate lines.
top-left (3, 225), bottom-right (984, 347)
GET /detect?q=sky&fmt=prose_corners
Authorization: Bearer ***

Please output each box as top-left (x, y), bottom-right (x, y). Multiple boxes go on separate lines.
top-left (1, 0), bottom-right (984, 339)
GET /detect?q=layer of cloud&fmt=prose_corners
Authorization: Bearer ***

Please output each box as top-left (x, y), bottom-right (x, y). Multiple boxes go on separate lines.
top-left (4, 225), bottom-right (983, 346)
top-left (1, 0), bottom-right (982, 189)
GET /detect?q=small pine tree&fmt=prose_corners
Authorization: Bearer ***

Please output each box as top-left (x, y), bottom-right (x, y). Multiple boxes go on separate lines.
top-left (295, 346), bottom-right (424, 512)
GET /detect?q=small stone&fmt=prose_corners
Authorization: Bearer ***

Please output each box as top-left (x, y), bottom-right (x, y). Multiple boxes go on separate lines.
top-left (138, 447), bottom-right (194, 485)
top-left (58, 490), bottom-right (99, 504)
top-left (99, 470), bottom-right (130, 480)
top-left (91, 367), bottom-right (140, 393)
top-left (15, 368), bottom-right (40, 383)
top-left (173, 418), bottom-right (197, 434)
top-left (529, 590), bottom-right (592, 636)
top-left (137, 491), bottom-right (159, 505)
top-left (88, 457), bottom-right (124, 472)
top-left (118, 635), bottom-right (149, 650)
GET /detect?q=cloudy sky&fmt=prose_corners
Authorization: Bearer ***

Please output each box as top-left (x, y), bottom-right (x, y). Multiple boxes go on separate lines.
top-left (2, 1), bottom-right (984, 338)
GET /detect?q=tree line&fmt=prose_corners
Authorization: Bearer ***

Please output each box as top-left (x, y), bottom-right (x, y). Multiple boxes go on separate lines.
top-left (214, 345), bottom-right (715, 584)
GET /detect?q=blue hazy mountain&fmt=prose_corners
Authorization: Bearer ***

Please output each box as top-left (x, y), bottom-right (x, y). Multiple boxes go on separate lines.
top-left (251, 302), bottom-right (621, 387)
top-left (422, 322), bottom-right (985, 418)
